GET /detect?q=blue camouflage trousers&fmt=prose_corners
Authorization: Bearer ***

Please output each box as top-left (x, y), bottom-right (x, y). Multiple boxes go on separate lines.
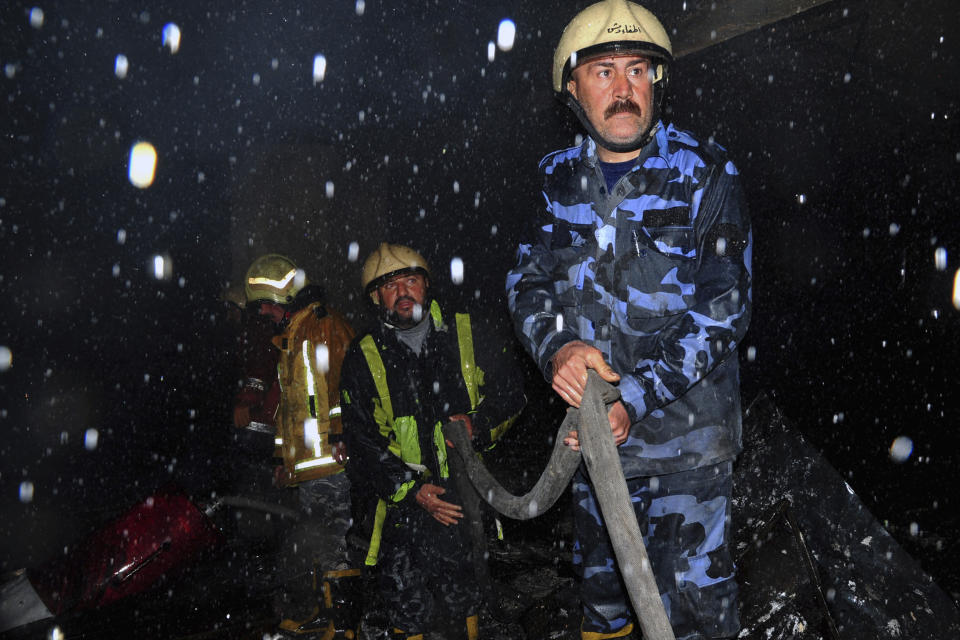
top-left (572, 461), bottom-right (739, 640)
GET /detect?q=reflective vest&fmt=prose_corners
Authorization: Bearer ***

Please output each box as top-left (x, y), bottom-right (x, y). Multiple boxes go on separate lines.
top-left (358, 304), bottom-right (507, 566)
top-left (273, 303), bottom-right (354, 484)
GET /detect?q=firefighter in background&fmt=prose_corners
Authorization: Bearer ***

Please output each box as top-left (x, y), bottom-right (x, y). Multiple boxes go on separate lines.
top-left (233, 253), bottom-right (362, 638)
top-left (340, 243), bottom-right (526, 640)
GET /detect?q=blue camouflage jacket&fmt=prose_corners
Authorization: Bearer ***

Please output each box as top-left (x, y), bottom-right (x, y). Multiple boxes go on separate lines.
top-left (506, 122), bottom-right (752, 477)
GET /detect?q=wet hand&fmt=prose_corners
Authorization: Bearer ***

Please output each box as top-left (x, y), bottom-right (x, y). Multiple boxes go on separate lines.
top-left (445, 413), bottom-right (473, 447)
top-left (416, 483), bottom-right (463, 526)
top-left (332, 441), bottom-right (347, 465)
top-left (563, 400), bottom-right (631, 450)
top-left (551, 341), bottom-right (620, 407)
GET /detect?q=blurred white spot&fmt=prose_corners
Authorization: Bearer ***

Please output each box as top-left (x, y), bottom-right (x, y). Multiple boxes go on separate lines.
top-left (312, 54), bottom-right (327, 84)
top-left (48, 626), bottom-right (64, 640)
top-left (162, 23), bottom-right (181, 54)
top-left (5, 64), bottom-right (17, 79)
top-left (909, 522), bottom-right (919, 536)
top-left (84, 428), bottom-right (99, 451)
top-left (358, 110), bottom-right (365, 122)
top-left (450, 257), bottom-right (464, 284)
top-left (19, 481), bottom-right (34, 503)
top-left (555, 315), bottom-right (564, 333)
top-left (348, 242), bottom-right (359, 262)
top-left (325, 180), bottom-right (335, 198)
top-left (497, 19), bottom-right (516, 51)
top-left (953, 268), bottom-right (960, 310)
top-left (453, 180), bottom-right (460, 194)
top-left (152, 254), bottom-right (171, 280)
top-left (796, 194), bottom-right (806, 205)
top-left (128, 141), bottom-right (157, 188)
top-left (315, 344), bottom-right (329, 374)
top-left (527, 499), bottom-right (539, 518)
top-left (767, 74), bottom-right (774, 84)
top-left (112, 263), bottom-right (120, 277)
top-left (116, 228), bottom-right (127, 244)
top-left (29, 7), bottom-right (44, 28)
top-left (355, 0), bottom-right (365, 16)
top-left (293, 268), bottom-right (307, 290)
top-left (490, 224), bottom-right (498, 236)
top-left (487, 41), bottom-right (496, 63)
top-left (934, 247), bottom-right (947, 271)
top-left (304, 418), bottom-right (320, 453)
top-left (888, 223), bottom-right (900, 236)
top-left (115, 54), bottom-right (129, 79)
top-left (746, 345), bottom-right (756, 362)
top-left (843, 72), bottom-right (851, 83)
top-left (889, 436), bottom-right (913, 463)
top-left (252, 73), bottom-right (261, 86)
top-left (0, 345), bottom-right (12, 371)
top-left (271, 58), bottom-right (279, 70)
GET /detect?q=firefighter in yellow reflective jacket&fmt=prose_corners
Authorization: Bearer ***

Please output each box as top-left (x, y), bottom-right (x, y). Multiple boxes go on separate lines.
top-left (340, 244), bottom-right (526, 640)
top-left (236, 253), bottom-right (362, 638)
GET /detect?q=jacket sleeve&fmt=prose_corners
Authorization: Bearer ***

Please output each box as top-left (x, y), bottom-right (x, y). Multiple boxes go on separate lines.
top-left (505, 181), bottom-right (582, 379)
top-left (340, 342), bottom-right (422, 506)
top-left (468, 316), bottom-right (527, 450)
top-left (617, 158), bottom-right (752, 423)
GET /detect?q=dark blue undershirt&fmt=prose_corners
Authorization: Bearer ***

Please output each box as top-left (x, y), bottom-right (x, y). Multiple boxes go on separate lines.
top-left (599, 159), bottom-right (636, 193)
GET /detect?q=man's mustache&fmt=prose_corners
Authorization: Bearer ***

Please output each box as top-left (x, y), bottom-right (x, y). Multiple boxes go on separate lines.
top-left (392, 295), bottom-right (418, 308)
top-left (604, 99), bottom-right (642, 119)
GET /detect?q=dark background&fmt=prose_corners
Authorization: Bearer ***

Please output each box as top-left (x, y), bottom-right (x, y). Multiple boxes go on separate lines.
top-left (1, 0), bottom-right (957, 604)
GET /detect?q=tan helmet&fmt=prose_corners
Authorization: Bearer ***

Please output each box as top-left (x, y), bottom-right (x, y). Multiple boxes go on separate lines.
top-left (361, 243), bottom-right (430, 305)
top-left (553, 0), bottom-right (673, 153)
top-left (553, 0), bottom-right (672, 93)
top-left (244, 253), bottom-right (308, 305)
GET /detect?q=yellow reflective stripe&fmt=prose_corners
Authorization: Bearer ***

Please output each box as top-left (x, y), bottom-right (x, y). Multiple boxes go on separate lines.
top-left (429, 299), bottom-right (443, 328)
top-left (490, 415), bottom-right (519, 444)
top-left (391, 478), bottom-right (417, 503)
top-left (359, 335), bottom-right (393, 426)
top-left (248, 268), bottom-right (297, 289)
top-left (433, 421), bottom-right (448, 479)
top-left (328, 406), bottom-right (341, 417)
top-left (365, 499), bottom-right (388, 566)
top-left (455, 313), bottom-right (479, 411)
top-left (294, 456), bottom-right (338, 471)
top-left (393, 416), bottom-right (422, 465)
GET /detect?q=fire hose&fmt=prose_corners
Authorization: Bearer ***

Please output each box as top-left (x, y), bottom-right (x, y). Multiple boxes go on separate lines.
top-left (444, 370), bottom-right (676, 640)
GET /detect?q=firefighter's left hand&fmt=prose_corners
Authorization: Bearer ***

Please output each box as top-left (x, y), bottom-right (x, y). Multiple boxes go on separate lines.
top-left (563, 400), bottom-right (630, 450)
top-left (416, 483), bottom-right (463, 526)
top-left (332, 441), bottom-right (347, 465)
top-left (446, 413), bottom-right (473, 448)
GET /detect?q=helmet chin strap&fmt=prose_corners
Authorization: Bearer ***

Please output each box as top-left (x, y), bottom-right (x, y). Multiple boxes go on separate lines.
top-left (562, 91), bottom-right (658, 154)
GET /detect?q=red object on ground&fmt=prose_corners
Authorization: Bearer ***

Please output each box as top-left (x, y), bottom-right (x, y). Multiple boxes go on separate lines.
top-left (27, 485), bottom-right (224, 615)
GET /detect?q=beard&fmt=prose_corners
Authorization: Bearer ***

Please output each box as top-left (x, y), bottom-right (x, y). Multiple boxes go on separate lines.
top-left (382, 297), bottom-right (425, 329)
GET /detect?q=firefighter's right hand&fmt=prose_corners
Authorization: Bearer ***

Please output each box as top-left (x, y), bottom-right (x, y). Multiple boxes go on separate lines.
top-left (551, 341), bottom-right (620, 408)
top-left (233, 405), bottom-right (251, 429)
top-left (415, 483), bottom-right (463, 526)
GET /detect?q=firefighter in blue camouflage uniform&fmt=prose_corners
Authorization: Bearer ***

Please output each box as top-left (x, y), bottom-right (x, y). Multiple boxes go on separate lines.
top-left (340, 243), bottom-right (525, 640)
top-left (505, 2), bottom-right (752, 638)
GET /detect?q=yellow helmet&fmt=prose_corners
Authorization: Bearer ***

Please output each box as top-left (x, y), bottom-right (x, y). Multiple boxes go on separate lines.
top-left (244, 254), bottom-right (308, 305)
top-left (553, 0), bottom-right (673, 152)
top-left (361, 243), bottom-right (430, 305)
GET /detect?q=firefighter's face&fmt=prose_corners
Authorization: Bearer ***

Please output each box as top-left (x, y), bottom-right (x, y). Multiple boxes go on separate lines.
top-left (258, 301), bottom-right (286, 324)
top-left (567, 54), bottom-right (655, 159)
top-left (378, 272), bottom-right (427, 327)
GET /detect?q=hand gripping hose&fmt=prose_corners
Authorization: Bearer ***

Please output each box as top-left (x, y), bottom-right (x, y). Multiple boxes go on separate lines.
top-left (444, 370), bottom-right (675, 639)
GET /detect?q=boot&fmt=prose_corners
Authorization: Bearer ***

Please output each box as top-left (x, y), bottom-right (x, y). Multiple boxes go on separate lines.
top-left (581, 621), bottom-right (636, 640)
top-left (278, 567), bottom-right (362, 638)
top-left (466, 613), bottom-right (479, 640)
